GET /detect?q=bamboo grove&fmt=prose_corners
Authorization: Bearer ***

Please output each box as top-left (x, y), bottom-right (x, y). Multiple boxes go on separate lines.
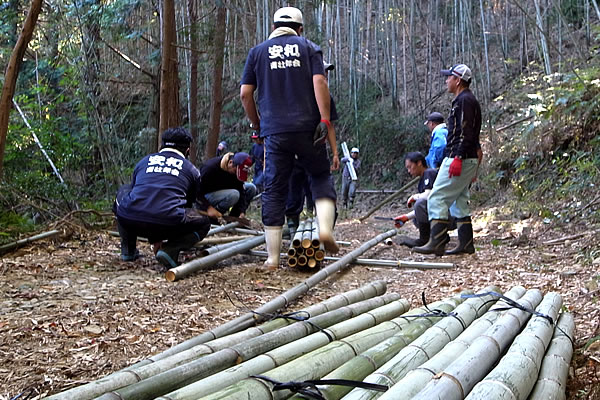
top-left (1, 0), bottom-right (598, 201)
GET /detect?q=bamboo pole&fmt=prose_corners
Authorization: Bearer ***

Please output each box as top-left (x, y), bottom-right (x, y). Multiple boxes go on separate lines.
top-left (382, 286), bottom-right (528, 400)
top-left (528, 312), bottom-right (575, 400)
top-left (0, 229), bottom-right (60, 254)
top-left (465, 292), bottom-right (563, 399)
top-left (196, 235), bottom-right (253, 245)
top-left (100, 296), bottom-right (410, 400)
top-left (201, 293), bottom-right (467, 400)
top-left (200, 236), bottom-right (258, 257)
top-left (359, 177), bottom-right (418, 222)
top-left (311, 220), bottom-right (320, 248)
top-left (301, 219), bottom-right (313, 248)
top-left (409, 289), bottom-right (544, 400)
top-left (339, 286), bottom-right (501, 400)
top-left (206, 222), bottom-right (240, 236)
top-left (46, 281), bottom-right (389, 400)
top-left (291, 220), bottom-right (306, 248)
top-left (165, 234), bottom-right (267, 282)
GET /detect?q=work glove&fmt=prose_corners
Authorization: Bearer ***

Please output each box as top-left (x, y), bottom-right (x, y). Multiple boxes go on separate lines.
top-left (449, 157), bottom-right (462, 178)
top-left (313, 120), bottom-right (330, 146)
top-left (393, 215), bottom-right (409, 228)
top-left (407, 195), bottom-right (417, 208)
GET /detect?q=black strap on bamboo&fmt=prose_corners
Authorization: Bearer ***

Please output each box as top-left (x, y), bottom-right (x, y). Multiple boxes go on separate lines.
top-left (399, 292), bottom-right (466, 330)
top-left (223, 291), bottom-right (334, 341)
top-left (250, 375), bottom-right (388, 399)
top-left (460, 291), bottom-right (554, 325)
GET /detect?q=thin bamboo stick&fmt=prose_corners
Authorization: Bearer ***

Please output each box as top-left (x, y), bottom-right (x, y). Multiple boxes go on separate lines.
top-left (206, 222), bottom-right (240, 236)
top-left (196, 235), bottom-right (252, 245)
top-left (528, 312), bottom-right (575, 400)
top-left (0, 229), bottom-right (60, 254)
top-left (359, 177), bottom-right (419, 222)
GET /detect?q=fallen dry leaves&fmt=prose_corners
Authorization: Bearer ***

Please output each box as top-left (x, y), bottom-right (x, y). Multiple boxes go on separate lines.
top-left (0, 204), bottom-right (599, 399)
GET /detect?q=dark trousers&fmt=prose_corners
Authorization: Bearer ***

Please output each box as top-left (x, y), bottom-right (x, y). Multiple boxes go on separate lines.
top-left (285, 163), bottom-right (314, 217)
top-left (262, 132), bottom-right (336, 226)
top-left (117, 209), bottom-right (211, 244)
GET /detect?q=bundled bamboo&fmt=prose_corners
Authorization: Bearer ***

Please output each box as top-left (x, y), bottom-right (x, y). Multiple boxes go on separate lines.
top-left (528, 312), bottom-right (575, 400)
top-left (410, 289), bottom-right (544, 400)
top-left (158, 297), bottom-right (412, 400)
top-left (97, 297), bottom-right (411, 400)
top-left (465, 292), bottom-right (563, 399)
top-left (46, 281), bottom-right (390, 400)
top-left (201, 293), bottom-right (466, 400)
top-left (339, 286), bottom-right (500, 400)
top-left (291, 220), bottom-right (306, 248)
top-left (381, 286), bottom-right (528, 400)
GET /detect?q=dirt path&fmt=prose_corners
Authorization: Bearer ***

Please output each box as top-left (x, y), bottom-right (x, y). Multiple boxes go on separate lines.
top-left (1, 203), bottom-right (599, 399)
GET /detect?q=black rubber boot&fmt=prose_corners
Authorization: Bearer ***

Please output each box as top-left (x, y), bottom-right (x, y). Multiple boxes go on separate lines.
top-left (117, 220), bottom-right (139, 261)
top-left (413, 219), bottom-right (450, 256)
top-left (156, 232), bottom-right (201, 269)
top-left (445, 216), bottom-right (475, 255)
top-left (399, 222), bottom-right (430, 248)
top-left (287, 215), bottom-right (300, 238)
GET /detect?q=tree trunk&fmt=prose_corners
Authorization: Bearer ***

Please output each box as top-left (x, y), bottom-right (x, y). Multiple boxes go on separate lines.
top-left (159, 0), bottom-right (180, 141)
top-left (187, 0), bottom-right (199, 163)
top-left (0, 0), bottom-right (43, 178)
top-left (205, 5), bottom-right (227, 159)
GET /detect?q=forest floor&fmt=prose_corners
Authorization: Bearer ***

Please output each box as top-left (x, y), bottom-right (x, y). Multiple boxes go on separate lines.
top-left (1, 196), bottom-right (600, 400)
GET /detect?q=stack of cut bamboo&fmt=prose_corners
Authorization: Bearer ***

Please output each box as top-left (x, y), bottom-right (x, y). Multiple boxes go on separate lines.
top-left (287, 218), bottom-right (324, 268)
top-left (45, 282), bottom-right (575, 400)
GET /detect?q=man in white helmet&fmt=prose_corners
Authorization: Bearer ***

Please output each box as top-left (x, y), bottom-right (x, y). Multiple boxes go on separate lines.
top-left (340, 147), bottom-right (361, 209)
top-left (240, 6), bottom-right (340, 270)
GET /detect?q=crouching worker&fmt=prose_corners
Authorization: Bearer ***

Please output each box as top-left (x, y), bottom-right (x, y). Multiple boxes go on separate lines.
top-left (394, 152), bottom-right (438, 247)
top-left (113, 127), bottom-right (214, 268)
top-left (198, 152), bottom-right (257, 218)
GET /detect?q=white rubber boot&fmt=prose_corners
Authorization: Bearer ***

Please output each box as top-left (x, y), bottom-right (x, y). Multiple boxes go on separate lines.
top-left (315, 198), bottom-right (339, 254)
top-left (263, 226), bottom-right (283, 270)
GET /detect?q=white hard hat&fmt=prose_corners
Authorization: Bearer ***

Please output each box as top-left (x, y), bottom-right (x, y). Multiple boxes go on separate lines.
top-left (351, 147), bottom-right (359, 153)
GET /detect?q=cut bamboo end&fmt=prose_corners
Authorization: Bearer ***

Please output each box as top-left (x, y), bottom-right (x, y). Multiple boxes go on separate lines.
top-left (165, 270), bottom-right (176, 282)
top-left (307, 258), bottom-right (318, 268)
top-left (311, 239), bottom-right (321, 248)
top-left (305, 248), bottom-right (315, 257)
top-left (288, 257), bottom-right (297, 267)
top-left (287, 247), bottom-right (296, 257)
top-left (295, 247), bottom-right (305, 255)
top-left (301, 238), bottom-right (312, 249)
top-left (292, 239), bottom-right (302, 248)
top-left (297, 255), bottom-right (308, 266)
top-left (314, 249), bottom-right (325, 261)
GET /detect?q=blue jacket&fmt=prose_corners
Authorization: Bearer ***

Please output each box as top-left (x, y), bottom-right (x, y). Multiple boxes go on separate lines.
top-left (426, 123), bottom-right (448, 168)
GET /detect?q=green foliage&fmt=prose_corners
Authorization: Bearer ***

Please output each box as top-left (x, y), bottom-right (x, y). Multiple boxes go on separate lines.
top-left (333, 82), bottom-right (427, 187)
top-left (0, 211), bottom-right (36, 244)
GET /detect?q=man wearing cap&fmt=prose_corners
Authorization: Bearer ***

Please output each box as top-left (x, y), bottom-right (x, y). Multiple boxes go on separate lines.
top-left (250, 132), bottom-right (265, 192)
top-left (198, 152), bottom-right (257, 218)
top-left (216, 141), bottom-right (228, 156)
top-left (424, 111), bottom-right (448, 169)
top-left (113, 127), bottom-right (213, 268)
top-left (240, 6), bottom-right (340, 269)
top-left (414, 63), bottom-right (481, 256)
top-left (340, 147), bottom-right (361, 209)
